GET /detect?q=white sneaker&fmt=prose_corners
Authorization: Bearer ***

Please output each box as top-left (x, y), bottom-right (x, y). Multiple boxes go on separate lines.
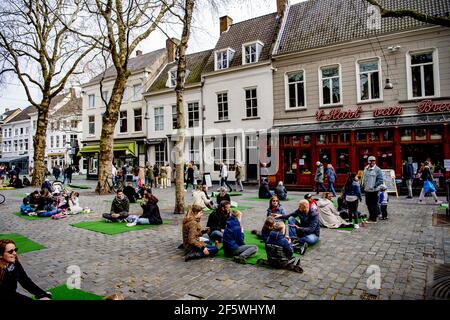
top-left (435, 200), bottom-right (443, 205)
top-left (354, 224), bottom-right (360, 229)
top-left (126, 222), bottom-right (137, 227)
top-left (418, 200), bottom-right (424, 204)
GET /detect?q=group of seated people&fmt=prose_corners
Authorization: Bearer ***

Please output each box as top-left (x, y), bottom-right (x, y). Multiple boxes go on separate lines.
top-left (122, 182), bottom-right (152, 203)
top-left (19, 180), bottom-right (87, 218)
top-left (0, 174), bottom-right (31, 189)
top-left (258, 179), bottom-right (288, 200)
top-left (102, 189), bottom-right (162, 226)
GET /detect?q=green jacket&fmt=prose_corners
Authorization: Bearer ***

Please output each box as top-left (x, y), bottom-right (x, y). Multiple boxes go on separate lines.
top-left (111, 197), bottom-right (129, 214)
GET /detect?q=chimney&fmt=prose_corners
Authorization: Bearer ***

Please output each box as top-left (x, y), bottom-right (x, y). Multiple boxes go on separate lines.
top-left (136, 50), bottom-right (142, 56)
top-left (166, 38), bottom-right (180, 63)
top-left (219, 15), bottom-right (233, 34)
top-left (276, 0), bottom-right (287, 17)
top-left (5, 108), bottom-right (9, 112)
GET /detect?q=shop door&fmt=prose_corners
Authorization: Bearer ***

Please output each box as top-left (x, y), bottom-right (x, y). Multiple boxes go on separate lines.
top-left (245, 135), bottom-right (258, 182)
top-left (283, 149), bottom-right (298, 185)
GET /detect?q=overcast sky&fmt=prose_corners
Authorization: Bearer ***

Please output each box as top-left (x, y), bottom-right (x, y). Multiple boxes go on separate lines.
top-left (0, 0), bottom-right (306, 114)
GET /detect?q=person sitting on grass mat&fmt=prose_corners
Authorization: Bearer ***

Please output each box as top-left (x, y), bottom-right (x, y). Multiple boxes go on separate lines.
top-left (276, 199), bottom-right (320, 254)
top-left (123, 182), bottom-right (140, 203)
top-left (20, 198), bottom-right (35, 215)
top-left (258, 178), bottom-right (272, 199)
top-left (22, 176), bottom-right (31, 187)
top-left (27, 191), bottom-right (41, 211)
top-left (206, 200), bottom-right (231, 243)
top-left (317, 192), bottom-right (354, 229)
top-left (251, 216), bottom-right (275, 243)
top-left (41, 179), bottom-right (54, 193)
top-left (183, 205), bottom-right (218, 262)
top-left (257, 222), bottom-right (303, 272)
top-left (192, 185), bottom-right (214, 210)
top-left (126, 193), bottom-right (163, 227)
top-left (215, 187), bottom-right (231, 208)
top-left (0, 239), bottom-right (52, 301)
top-left (274, 181), bottom-right (288, 200)
top-left (266, 196), bottom-right (286, 221)
top-left (36, 188), bottom-right (63, 217)
top-left (223, 210), bottom-right (258, 264)
top-left (7, 174), bottom-right (23, 189)
top-left (67, 191), bottom-right (84, 214)
top-left (304, 193), bottom-right (318, 211)
top-left (137, 184), bottom-right (152, 200)
top-left (103, 190), bottom-right (129, 222)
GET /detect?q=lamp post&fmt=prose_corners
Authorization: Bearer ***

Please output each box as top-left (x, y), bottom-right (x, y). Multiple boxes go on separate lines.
top-left (65, 142), bottom-right (72, 166)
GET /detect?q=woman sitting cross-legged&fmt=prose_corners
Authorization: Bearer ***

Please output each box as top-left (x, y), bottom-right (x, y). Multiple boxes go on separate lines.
top-left (257, 222), bottom-right (303, 273)
top-left (223, 210), bottom-right (258, 264)
top-left (126, 193), bottom-right (163, 227)
top-left (215, 187), bottom-right (231, 208)
top-left (36, 188), bottom-right (63, 217)
top-left (0, 239), bottom-right (52, 300)
top-left (192, 185), bottom-right (214, 210)
top-left (251, 216), bottom-right (275, 243)
top-left (182, 205), bottom-right (218, 262)
top-left (266, 196), bottom-right (286, 221)
top-left (317, 192), bottom-right (354, 229)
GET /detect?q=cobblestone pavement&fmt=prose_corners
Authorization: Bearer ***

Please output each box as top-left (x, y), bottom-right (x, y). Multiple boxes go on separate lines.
top-left (1, 175), bottom-right (449, 300)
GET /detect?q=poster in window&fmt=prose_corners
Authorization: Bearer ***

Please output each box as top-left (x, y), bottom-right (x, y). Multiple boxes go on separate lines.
top-left (299, 159), bottom-right (305, 166)
top-left (203, 172), bottom-right (212, 187)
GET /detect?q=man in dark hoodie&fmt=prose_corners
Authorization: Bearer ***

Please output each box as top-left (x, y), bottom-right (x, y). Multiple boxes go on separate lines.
top-left (222, 210), bottom-right (258, 264)
top-left (206, 200), bottom-right (231, 243)
top-left (102, 190), bottom-right (129, 222)
top-left (123, 182), bottom-right (139, 203)
top-left (258, 178), bottom-right (272, 199)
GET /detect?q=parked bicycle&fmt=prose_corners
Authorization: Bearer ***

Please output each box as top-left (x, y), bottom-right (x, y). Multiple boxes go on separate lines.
top-left (0, 193), bottom-right (5, 205)
top-left (97, 175), bottom-right (124, 194)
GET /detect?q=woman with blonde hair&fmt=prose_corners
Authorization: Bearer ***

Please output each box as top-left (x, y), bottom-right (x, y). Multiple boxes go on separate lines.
top-left (0, 239), bottom-right (51, 300)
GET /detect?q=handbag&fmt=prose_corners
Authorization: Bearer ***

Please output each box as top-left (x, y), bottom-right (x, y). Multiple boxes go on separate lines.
top-left (423, 180), bottom-right (436, 193)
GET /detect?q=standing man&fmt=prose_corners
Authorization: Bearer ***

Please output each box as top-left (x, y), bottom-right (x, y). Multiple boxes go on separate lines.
top-left (219, 162), bottom-right (232, 193)
top-left (403, 158), bottom-right (415, 199)
top-left (146, 163), bottom-right (154, 187)
top-left (111, 163), bottom-right (117, 185)
top-left (66, 165), bottom-right (74, 184)
top-left (235, 162), bottom-right (244, 192)
top-left (165, 163), bottom-right (172, 187)
top-left (121, 163), bottom-right (128, 182)
top-left (314, 161), bottom-right (325, 195)
top-left (362, 156), bottom-right (384, 222)
top-left (53, 165), bottom-right (61, 181)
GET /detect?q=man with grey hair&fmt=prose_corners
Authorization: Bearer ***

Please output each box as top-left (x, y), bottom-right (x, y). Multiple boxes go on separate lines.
top-left (362, 156), bottom-right (384, 222)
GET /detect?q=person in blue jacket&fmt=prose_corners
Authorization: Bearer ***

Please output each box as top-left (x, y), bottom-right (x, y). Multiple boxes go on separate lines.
top-left (325, 164), bottom-right (337, 197)
top-left (20, 198), bottom-right (35, 215)
top-left (276, 199), bottom-right (320, 254)
top-left (222, 210), bottom-right (258, 264)
top-left (344, 172), bottom-right (363, 227)
top-left (266, 196), bottom-right (286, 221)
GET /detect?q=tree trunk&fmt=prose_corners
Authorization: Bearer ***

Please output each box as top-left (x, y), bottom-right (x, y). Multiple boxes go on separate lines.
top-left (31, 103), bottom-right (50, 187)
top-left (96, 73), bottom-right (128, 194)
top-left (173, 0), bottom-right (195, 214)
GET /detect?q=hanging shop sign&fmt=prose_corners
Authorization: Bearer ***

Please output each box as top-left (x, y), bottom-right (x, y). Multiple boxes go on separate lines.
top-left (417, 100), bottom-right (450, 114)
top-left (315, 106), bottom-right (362, 121)
top-left (373, 105), bottom-right (403, 117)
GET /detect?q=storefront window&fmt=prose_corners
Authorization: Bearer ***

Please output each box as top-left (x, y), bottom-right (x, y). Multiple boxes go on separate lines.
top-left (356, 132), bottom-right (366, 143)
top-left (382, 129), bottom-right (393, 142)
top-left (377, 147), bottom-right (393, 169)
top-left (330, 133), bottom-right (338, 144)
top-left (430, 127), bottom-right (442, 140)
top-left (317, 134), bottom-right (326, 145)
top-left (299, 151), bottom-right (311, 174)
top-left (283, 136), bottom-right (290, 145)
top-left (401, 128), bottom-right (412, 141)
top-left (340, 132), bottom-right (350, 144)
top-left (284, 149), bottom-right (297, 184)
top-left (292, 136), bottom-right (300, 145)
top-left (335, 149), bottom-right (350, 174)
top-left (368, 130), bottom-right (379, 142)
top-left (303, 135), bottom-right (311, 145)
top-left (414, 128), bottom-right (427, 141)
top-left (359, 148), bottom-right (371, 169)
top-left (319, 149), bottom-right (331, 167)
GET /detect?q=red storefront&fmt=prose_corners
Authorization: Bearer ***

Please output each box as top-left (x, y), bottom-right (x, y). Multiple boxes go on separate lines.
top-left (272, 101), bottom-right (450, 192)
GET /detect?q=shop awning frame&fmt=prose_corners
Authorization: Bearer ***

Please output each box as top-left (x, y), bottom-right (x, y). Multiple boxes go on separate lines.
top-left (0, 155), bottom-right (29, 163)
top-left (77, 142), bottom-right (136, 157)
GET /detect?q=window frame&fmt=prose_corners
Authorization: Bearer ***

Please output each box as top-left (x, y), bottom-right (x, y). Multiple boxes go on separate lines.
top-left (406, 48), bottom-right (440, 100)
top-left (88, 115), bottom-right (95, 135)
top-left (318, 64), bottom-right (342, 107)
top-left (119, 110), bottom-right (128, 133)
top-left (168, 69), bottom-right (177, 88)
top-left (285, 70), bottom-right (307, 110)
top-left (134, 108), bottom-right (142, 132)
top-left (244, 87), bottom-right (258, 118)
top-left (88, 94), bottom-right (95, 108)
top-left (356, 57), bottom-right (383, 103)
top-left (241, 41), bottom-right (264, 65)
top-left (216, 92), bottom-right (229, 121)
top-left (214, 48), bottom-right (235, 71)
top-left (188, 102), bottom-right (199, 128)
top-left (132, 83), bottom-right (143, 101)
top-left (154, 106), bottom-right (164, 131)
top-left (171, 105), bottom-right (177, 129)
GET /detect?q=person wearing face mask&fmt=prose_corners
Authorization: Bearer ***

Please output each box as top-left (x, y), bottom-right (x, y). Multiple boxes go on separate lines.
top-left (0, 239), bottom-right (52, 300)
top-left (102, 190), bottom-right (130, 222)
top-left (362, 156), bottom-right (384, 222)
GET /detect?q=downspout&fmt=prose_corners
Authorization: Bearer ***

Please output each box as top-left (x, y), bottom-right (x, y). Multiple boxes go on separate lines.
top-left (200, 76), bottom-right (205, 174)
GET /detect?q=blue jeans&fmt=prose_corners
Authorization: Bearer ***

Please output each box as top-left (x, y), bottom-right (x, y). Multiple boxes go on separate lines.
top-left (287, 216), bottom-right (320, 245)
top-left (288, 216), bottom-right (300, 238)
top-left (298, 234), bottom-right (320, 245)
top-left (209, 230), bottom-right (223, 242)
top-left (38, 208), bottom-right (62, 217)
top-left (328, 182), bottom-right (337, 197)
top-left (190, 240), bottom-right (218, 257)
top-left (127, 215), bottom-right (149, 225)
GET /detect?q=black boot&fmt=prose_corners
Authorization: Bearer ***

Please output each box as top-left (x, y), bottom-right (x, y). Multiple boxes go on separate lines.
top-left (184, 252), bottom-right (203, 262)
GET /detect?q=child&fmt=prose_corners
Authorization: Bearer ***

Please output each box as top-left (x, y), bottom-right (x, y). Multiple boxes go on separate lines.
top-left (251, 216), bottom-right (275, 243)
top-left (378, 184), bottom-right (389, 220)
top-left (20, 197), bottom-right (35, 215)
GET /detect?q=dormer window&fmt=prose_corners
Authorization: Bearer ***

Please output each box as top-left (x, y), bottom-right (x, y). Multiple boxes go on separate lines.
top-left (215, 48), bottom-right (235, 71)
top-left (166, 68), bottom-right (189, 88)
top-left (242, 41), bottom-right (263, 65)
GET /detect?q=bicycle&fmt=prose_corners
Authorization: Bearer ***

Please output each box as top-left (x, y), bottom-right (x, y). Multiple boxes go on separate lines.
top-left (98, 175), bottom-right (124, 194)
top-left (0, 193), bottom-right (5, 205)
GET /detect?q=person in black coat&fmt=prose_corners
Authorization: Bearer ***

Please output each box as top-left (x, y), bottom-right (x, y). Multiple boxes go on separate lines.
top-left (7, 174), bottom-right (23, 188)
top-left (126, 193), bottom-right (163, 226)
top-left (65, 166), bottom-right (74, 184)
top-left (215, 187), bottom-right (231, 207)
top-left (123, 182), bottom-right (139, 203)
top-left (206, 200), bottom-right (231, 243)
top-left (22, 176), bottom-right (31, 187)
top-left (0, 239), bottom-right (51, 300)
top-left (258, 178), bottom-right (272, 199)
top-left (402, 159), bottom-right (415, 199)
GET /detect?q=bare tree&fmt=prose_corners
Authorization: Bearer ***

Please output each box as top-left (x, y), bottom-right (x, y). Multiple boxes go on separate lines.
top-left (76, 0), bottom-right (175, 194)
top-left (365, 0), bottom-right (450, 28)
top-left (0, 0), bottom-right (95, 186)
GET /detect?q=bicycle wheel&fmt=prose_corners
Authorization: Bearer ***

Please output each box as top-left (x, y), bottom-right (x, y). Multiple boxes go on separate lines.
top-left (0, 193), bottom-right (5, 205)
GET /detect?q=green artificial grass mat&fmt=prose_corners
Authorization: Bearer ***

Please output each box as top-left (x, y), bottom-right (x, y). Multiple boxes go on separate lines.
top-left (0, 186), bottom-right (15, 190)
top-left (211, 192), bottom-right (243, 197)
top-left (71, 219), bottom-right (170, 235)
top-left (214, 231), bottom-right (318, 265)
top-left (13, 211), bottom-right (51, 221)
top-left (46, 285), bottom-right (103, 300)
top-left (68, 184), bottom-right (91, 189)
top-left (440, 203), bottom-right (448, 209)
top-left (203, 205), bottom-right (255, 214)
top-left (335, 218), bottom-right (368, 231)
top-left (241, 197), bottom-right (296, 202)
top-left (0, 233), bottom-right (46, 254)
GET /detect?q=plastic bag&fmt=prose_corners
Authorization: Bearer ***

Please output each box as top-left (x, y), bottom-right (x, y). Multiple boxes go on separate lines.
top-left (423, 180), bottom-right (436, 193)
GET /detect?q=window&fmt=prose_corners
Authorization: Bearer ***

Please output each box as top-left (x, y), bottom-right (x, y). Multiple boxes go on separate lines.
top-left (244, 43), bottom-right (257, 64)
top-left (19, 139), bottom-right (23, 151)
top-left (320, 65), bottom-right (341, 106)
top-left (62, 135), bottom-right (67, 147)
top-left (317, 134), bottom-right (326, 145)
top-left (14, 140), bottom-right (18, 152)
top-left (169, 70), bottom-right (177, 87)
top-left (122, 87), bottom-right (128, 101)
top-left (358, 59), bottom-right (381, 102)
top-left (20, 128), bottom-right (23, 135)
top-left (188, 102), bottom-right (199, 128)
top-left (88, 116), bottom-right (95, 135)
top-left (88, 94), bottom-right (95, 108)
top-left (189, 137), bottom-right (200, 163)
top-left (24, 139), bottom-right (28, 151)
top-left (213, 135), bottom-right (236, 171)
top-left (172, 105), bottom-right (177, 129)
top-left (408, 50), bottom-right (438, 99)
top-left (50, 136), bottom-right (54, 148)
top-left (3, 129), bottom-right (6, 138)
top-left (245, 88), bottom-right (257, 118)
top-left (415, 128), bottom-right (427, 141)
top-left (119, 111), bottom-right (127, 133)
top-left (400, 128), bottom-right (412, 141)
top-left (101, 91), bottom-right (109, 105)
top-left (215, 48), bottom-right (234, 70)
top-left (335, 149), bottom-right (350, 174)
top-left (56, 135), bottom-right (60, 148)
top-left (133, 84), bottom-right (142, 100)
top-left (71, 120), bottom-right (78, 128)
top-left (15, 128), bottom-right (18, 136)
top-left (134, 108), bottom-right (142, 132)
top-left (287, 71), bottom-right (306, 109)
top-left (70, 134), bottom-right (78, 147)
top-left (25, 127), bottom-right (29, 135)
top-left (155, 144), bottom-right (165, 167)
top-left (154, 107), bottom-right (164, 131)
top-left (217, 93), bottom-right (228, 121)
top-left (430, 127), bottom-right (442, 140)
top-left (8, 128), bottom-right (11, 137)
